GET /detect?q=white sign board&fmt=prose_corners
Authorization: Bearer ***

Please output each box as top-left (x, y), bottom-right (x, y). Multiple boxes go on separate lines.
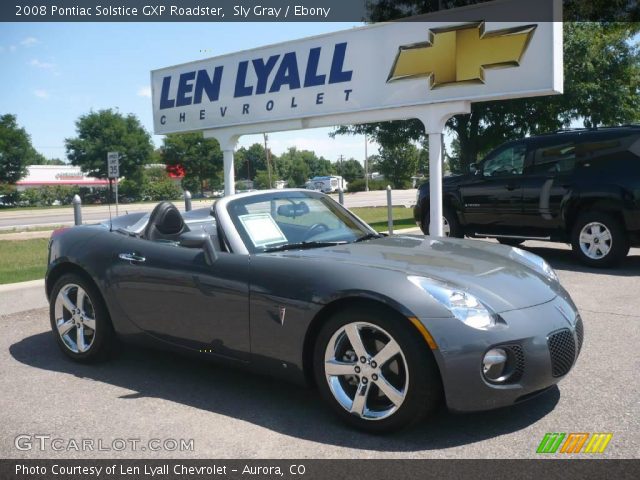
top-left (151, 15), bottom-right (561, 135)
top-left (107, 152), bottom-right (119, 179)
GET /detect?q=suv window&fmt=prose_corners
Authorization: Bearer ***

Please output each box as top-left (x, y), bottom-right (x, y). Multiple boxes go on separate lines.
top-left (530, 140), bottom-right (576, 174)
top-left (482, 144), bottom-right (526, 177)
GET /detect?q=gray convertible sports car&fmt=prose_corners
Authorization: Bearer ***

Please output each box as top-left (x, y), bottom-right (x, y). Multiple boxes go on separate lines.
top-left (46, 189), bottom-right (583, 432)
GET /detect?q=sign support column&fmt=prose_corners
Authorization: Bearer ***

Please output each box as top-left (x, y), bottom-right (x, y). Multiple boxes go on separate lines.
top-left (205, 132), bottom-right (238, 196)
top-left (417, 101), bottom-right (471, 237)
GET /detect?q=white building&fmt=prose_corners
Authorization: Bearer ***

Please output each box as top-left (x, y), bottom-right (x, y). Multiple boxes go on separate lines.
top-left (16, 165), bottom-right (109, 190)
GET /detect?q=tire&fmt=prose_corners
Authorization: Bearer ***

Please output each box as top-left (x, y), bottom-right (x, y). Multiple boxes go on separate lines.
top-left (422, 207), bottom-right (463, 238)
top-left (571, 211), bottom-right (629, 268)
top-left (313, 305), bottom-right (442, 433)
top-left (49, 273), bottom-right (116, 362)
top-left (497, 238), bottom-right (525, 247)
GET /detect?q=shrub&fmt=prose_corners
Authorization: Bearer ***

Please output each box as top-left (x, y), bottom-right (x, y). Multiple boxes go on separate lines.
top-left (348, 179), bottom-right (389, 192)
top-left (144, 179), bottom-right (181, 201)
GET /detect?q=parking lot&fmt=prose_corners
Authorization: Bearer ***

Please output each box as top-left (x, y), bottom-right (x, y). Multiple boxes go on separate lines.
top-left (1, 240), bottom-right (638, 459)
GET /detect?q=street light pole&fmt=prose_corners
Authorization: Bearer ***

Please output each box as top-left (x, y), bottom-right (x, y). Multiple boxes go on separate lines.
top-left (263, 133), bottom-right (272, 188)
top-left (364, 134), bottom-right (369, 192)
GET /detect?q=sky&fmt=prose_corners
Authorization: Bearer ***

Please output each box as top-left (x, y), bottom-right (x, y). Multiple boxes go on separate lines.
top-left (0, 22), bottom-right (378, 163)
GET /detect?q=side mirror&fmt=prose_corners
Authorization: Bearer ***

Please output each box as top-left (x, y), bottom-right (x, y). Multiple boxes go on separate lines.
top-left (470, 163), bottom-right (480, 175)
top-left (179, 231), bottom-right (218, 265)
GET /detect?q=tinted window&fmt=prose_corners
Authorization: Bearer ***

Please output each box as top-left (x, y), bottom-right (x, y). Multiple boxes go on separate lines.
top-left (482, 144), bottom-right (526, 177)
top-left (530, 140), bottom-right (576, 174)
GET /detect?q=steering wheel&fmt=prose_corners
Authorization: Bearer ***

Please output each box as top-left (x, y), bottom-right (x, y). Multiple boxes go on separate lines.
top-left (303, 223), bottom-right (329, 241)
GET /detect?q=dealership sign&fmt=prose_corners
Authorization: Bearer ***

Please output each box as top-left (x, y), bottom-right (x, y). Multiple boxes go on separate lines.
top-left (151, 18), bottom-right (561, 135)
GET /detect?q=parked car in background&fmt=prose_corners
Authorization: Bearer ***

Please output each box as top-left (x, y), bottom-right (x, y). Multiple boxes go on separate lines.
top-left (415, 126), bottom-right (640, 267)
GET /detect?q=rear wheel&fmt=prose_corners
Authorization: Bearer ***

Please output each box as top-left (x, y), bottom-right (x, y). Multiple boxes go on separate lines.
top-left (498, 238), bottom-right (525, 247)
top-left (49, 273), bottom-right (116, 362)
top-left (313, 305), bottom-right (441, 432)
top-left (571, 211), bottom-right (629, 268)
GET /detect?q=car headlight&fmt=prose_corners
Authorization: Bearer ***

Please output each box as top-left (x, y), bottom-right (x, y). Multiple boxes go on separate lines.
top-left (408, 276), bottom-right (495, 330)
top-left (509, 247), bottom-right (558, 283)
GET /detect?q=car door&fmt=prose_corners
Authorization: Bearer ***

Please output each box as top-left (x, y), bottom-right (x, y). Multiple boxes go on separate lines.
top-left (109, 235), bottom-right (250, 360)
top-left (519, 136), bottom-right (577, 234)
top-left (460, 142), bottom-right (527, 232)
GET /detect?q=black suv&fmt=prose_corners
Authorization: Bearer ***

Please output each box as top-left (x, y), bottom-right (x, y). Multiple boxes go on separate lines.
top-left (414, 126), bottom-right (640, 267)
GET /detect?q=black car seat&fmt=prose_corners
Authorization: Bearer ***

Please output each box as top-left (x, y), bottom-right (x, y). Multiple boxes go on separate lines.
top-left (143, 202), bottom-right (189, 242)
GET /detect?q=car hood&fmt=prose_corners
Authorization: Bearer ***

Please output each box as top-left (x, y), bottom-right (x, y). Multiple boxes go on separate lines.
top-left (276, 235), bottom-right (557, 313)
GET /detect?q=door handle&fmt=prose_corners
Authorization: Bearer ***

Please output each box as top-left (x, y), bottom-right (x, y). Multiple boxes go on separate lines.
top-left (119, 253), bottom-right (146, 263)
top-left (506, 184), bottom-right (518, 191)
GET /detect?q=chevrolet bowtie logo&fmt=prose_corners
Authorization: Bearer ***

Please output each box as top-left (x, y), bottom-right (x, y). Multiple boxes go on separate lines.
top-left (388, 22), bottom-right (536, 89)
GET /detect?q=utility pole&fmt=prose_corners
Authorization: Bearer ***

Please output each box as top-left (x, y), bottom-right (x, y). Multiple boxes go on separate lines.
top-left (364, 134), bottom-right (369, 192)
top-left (263, 133), bottom-right (272, 188)
top-left (337, 154), bottom-right (345, 190)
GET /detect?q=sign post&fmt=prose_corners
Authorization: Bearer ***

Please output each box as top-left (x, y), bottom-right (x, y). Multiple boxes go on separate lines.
top-left (151, 0), bottom-right (562, 234)
top-left (107, 152), bottom-right (120, 215)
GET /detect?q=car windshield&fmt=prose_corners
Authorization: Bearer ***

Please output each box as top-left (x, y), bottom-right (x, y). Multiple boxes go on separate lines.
top-left (226, 191), bottom-right (375, 254)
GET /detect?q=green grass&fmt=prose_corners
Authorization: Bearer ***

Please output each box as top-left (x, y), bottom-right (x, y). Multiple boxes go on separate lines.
top-left (0, 238), bottom-right (49, 284)
top-left (351, 206), bottom-right (417, 232)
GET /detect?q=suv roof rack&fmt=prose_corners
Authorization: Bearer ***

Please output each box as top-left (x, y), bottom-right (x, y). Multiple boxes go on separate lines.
top-left (554, 124), bottom-right (640, 134)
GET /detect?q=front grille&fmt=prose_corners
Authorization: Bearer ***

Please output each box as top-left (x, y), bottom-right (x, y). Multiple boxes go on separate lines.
top-left (548, 329), bottom-right (576, 377)
top-left (575, 316), bottom-right (584, 354)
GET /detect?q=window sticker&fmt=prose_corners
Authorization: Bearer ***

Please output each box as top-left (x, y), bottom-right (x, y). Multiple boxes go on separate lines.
top-left (238, 213), bottom-right (287, 247)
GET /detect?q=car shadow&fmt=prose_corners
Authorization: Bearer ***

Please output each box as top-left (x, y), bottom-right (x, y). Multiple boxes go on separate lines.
top-left (519, 244), bottom-right (640, 277)
top-left (10, 331), bottom-right (559, 452)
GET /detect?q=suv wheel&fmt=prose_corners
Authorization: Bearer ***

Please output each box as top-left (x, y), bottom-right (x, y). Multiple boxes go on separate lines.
top-left (422, 208), bottom-right (463, 238)
top-left (571, 212), bottom-right (629, 268)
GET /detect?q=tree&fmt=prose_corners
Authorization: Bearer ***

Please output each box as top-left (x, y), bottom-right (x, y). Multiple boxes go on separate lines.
top-left (378, 143), bottom-right (420, 188)
top-left (333, 23), bottom-right (640, 173)
top-left (275, 147), bottom-right (315, 186)
top-left (65, 109), bottom-right (153, 181)
top-left (0, 114), bottom-right (42, 183)
top-left (234, 143), bottom-right (272, 180)
top-left (162, 132), bottom-right (222, 193)
top-left (307, 155), bottom-right (335, 178)
top-left (366, 154), bottom-right (383, 173)
top-left (253, 170), bottom-right (272, 189)
top-left (337, 158), bottom-right (364, 183)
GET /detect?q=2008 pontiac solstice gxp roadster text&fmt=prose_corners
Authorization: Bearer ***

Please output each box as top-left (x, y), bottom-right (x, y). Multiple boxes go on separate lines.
top-left (46, 189), bottom-right (582, 432)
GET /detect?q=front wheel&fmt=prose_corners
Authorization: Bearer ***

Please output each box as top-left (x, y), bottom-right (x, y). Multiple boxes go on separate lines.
top-left (571, 212), bottom-right (629, 268)
top-left (422, 207), bottom-right (463, 238)
top-left (313, 305), bottom-right (441, 432)
top-left (49, 273), bottom-right (116, 362)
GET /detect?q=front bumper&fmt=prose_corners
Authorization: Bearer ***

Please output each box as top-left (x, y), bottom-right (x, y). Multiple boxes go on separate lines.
top-left (424, 294), bottom-right (583, 412)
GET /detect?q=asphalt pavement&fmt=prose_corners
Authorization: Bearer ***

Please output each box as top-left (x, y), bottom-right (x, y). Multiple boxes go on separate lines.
top-left (1, 240), bottom-right (638, 459)
top-left (0, 190), bottom-right (418, 229)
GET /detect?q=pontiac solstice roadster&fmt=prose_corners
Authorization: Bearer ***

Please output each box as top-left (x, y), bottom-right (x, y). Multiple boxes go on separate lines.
top-left (46, 189), bottom-right (583, 432)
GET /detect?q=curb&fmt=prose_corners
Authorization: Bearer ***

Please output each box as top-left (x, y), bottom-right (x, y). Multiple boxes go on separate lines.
top-left (0, 279), bottom-right (47, 317)
top-left (0, 279), bottom-right (45, 292)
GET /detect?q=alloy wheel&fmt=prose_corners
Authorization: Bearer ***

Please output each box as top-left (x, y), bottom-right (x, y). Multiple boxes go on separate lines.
top-left (54, 284), bottom-right (97, 353)
top-left (323, 322), bottom-right (409, 421)
top-left (579, 222), bottom-right (612, 260)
